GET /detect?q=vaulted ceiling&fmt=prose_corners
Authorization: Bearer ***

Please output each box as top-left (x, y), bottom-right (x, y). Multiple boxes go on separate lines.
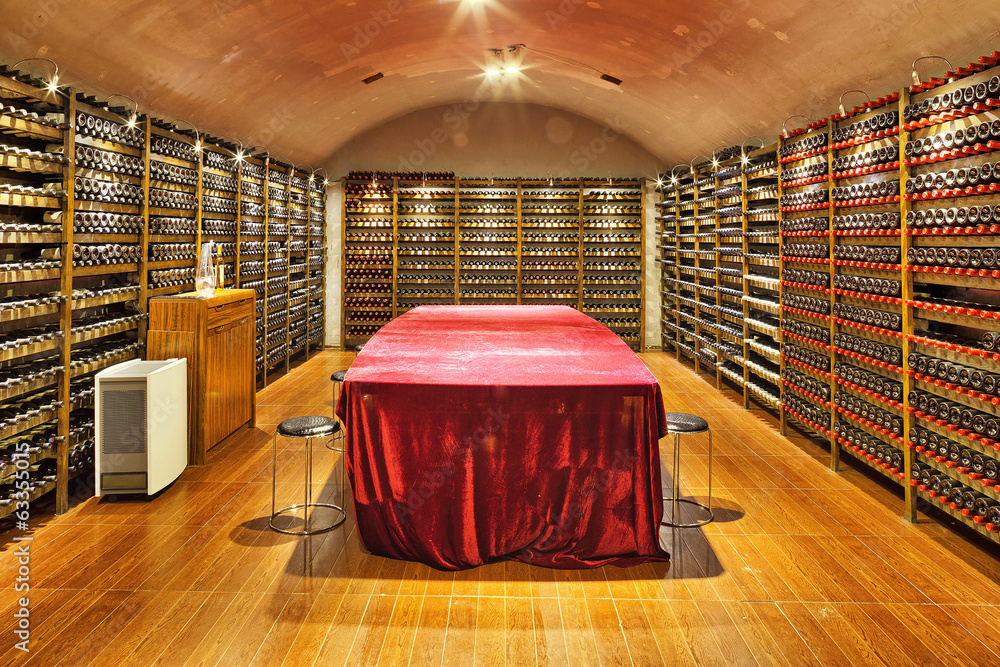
top-left (2, 0), bottom-right (998, 168)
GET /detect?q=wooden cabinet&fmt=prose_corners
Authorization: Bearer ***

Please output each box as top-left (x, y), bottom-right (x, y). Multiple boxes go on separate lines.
top-left (147, 289), bottom-right (256, 465)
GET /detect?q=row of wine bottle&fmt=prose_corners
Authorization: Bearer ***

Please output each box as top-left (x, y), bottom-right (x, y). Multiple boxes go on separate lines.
top-left (831, 145), bottom-right (899, 171)
top-left (909, 204), bottom-right (1000, 228)
top-left (834, 391), bottom-right (903, 435)
top-left (903, 77), bottom-right (1000, 122)
top-left (785, 342), bottom-right (831, 372)
top-left (832, 302), bottom-right (902, 331)
top-left (907, 246), bottom-right (999, 268)
top-left (910, 427), bottom-right (997, 478)
top-left (832, 110), bottom-right (899, 144)
top-left (75, 111), bottom-right (144, 148)
top-left (908, 353), bottom-right (1000, 395)
top-left (835, 361), bottom-right (904, 400)
top-left (837, 423), bottom-right (902, 469)
top-left (831, 180), bottom-right (900, 201)
top-left (833, 245), bottom-right (901, 264)
top-left (780, 163), bottom-right (827, 182)
top-left (832, 274), bottom-right (900, 296)
top-left (909, 389), bottom-right (1000, 437)
top-left (782, 267), bottom-right (828, 287)
top-left (73, 145), bottom-right (143, 175)
top-left (784, 366), bottom-right (830, 400)
top-left (781, 292), bottom-right (829, 315)
top-left (906, 164), bottom-right (1000, 192)
top-left (779, 133), bottom-right (828, 158)
top-left (905, 120), bottom-right (1000, 157)
top-left (348, 170), bottom-right (456, 181)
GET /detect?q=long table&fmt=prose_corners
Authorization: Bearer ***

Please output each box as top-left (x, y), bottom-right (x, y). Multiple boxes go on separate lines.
top-left (336, 305), bottom-right (669, 570)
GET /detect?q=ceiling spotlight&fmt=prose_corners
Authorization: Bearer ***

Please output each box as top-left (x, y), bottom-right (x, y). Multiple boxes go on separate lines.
top-left (486, 48), bottom-right (502, 75)
top-left (911, 55), bottom-right (954, 86)
top-left (600, 73), bottom-right (622, 86)
top-left (503, 45), bottom-right (522, 74)
top-left (362, 71), bottom-right (384, 85)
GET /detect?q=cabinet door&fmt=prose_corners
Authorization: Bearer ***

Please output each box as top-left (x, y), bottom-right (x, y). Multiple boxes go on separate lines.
top-left (204, 319), bottom-right (252, 448)
top-left (230, 316), bottom-right (253, 426)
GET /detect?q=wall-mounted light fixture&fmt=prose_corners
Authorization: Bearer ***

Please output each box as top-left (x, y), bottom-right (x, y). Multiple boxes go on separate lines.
top-left (911, 55), bottom-right (954, 86)
top-left (781, 115), bottom-right (811, 139)
top-left (838, 89), bottom-right (871, 116)
top-left (741, 136), bottom-right (765, 165)
top-left (669, 164), bottom-right (687, 185)
top-left (316, 168), bottom-right (330, 187)
top-left (711, 144), bottom-right (729, 169)
top-left (688, 155), bottom-right (711, 175)
top-left (172, 119), bottom-right (201, 153)
top-left (12, 58), bottom-right (62, 95)
top-left (105, 94), bottom-right (139, 127)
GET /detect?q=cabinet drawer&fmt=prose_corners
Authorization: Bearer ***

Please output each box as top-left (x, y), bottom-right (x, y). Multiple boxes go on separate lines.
top-left (206, 298), bottom-right (252, 328)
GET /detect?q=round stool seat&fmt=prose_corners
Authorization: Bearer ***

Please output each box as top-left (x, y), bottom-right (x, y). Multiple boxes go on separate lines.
top-left (278, 415), bottom-right (340, 438)
top-left (331, 370), bottom-right (347, 383)
top-left (665, 412), bottom-right (708, 434)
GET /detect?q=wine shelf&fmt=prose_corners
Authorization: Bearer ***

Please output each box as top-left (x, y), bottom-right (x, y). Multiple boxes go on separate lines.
top-left (341, 174), bottom-right (645, 350)
top-left (658, 53), bottom-right (1000, 539)
top-left (0, 69), bottom-right (328, 521)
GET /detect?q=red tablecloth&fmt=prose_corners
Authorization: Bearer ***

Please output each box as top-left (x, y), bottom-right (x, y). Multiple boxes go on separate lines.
top-left (336, 305), bottom-right (669, 570)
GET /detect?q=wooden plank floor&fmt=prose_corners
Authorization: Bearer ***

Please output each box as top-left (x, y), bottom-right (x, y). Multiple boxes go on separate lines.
top-left (3, 350), bottom-right (1000, 666)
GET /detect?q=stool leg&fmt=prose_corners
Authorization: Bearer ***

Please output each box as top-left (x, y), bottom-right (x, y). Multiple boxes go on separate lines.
top-left (271, 431), bottom-right (278, 519)
top-left (340, 438), bottom-right (346, 519)
top-left (305, 436), bottom-right (312, 532)
top-left (706, 428), bottom-right (713, 513)
top-left (672, 432), bottom-right (681, 526)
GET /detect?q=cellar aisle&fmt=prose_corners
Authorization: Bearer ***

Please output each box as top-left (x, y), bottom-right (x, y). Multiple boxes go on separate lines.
top-left (1, 350), bottom-right (999, 666)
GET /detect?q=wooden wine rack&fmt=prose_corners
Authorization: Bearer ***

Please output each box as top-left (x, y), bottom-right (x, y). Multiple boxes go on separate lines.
top-left (659, 52), bottom-right (1000, 543)
top-left (342, 174), bottom-right (645, 351)
top-left (0, 70), bottom-right (328, 519)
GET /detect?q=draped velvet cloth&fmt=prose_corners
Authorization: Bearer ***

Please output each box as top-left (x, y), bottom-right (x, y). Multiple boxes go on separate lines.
top-left (336, 305), bottom-right (670, 570)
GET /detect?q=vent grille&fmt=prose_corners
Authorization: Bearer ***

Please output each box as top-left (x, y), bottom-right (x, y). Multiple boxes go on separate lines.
top-left (101, 389), bottom-right (146, 455)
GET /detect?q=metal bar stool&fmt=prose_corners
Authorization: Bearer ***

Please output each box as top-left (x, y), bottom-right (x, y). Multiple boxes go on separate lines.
top-left (662, 412), bottom-right (714, 528)
top-left (270, 415), bottom-right (346, 535)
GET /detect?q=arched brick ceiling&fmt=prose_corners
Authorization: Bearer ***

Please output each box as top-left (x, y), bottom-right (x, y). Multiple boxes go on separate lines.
top-left (2, 0), bottom-right (999, 168)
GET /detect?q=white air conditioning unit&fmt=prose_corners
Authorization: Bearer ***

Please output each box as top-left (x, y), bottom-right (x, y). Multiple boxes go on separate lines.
top-left (95, 358), bottom-right (187, 496)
